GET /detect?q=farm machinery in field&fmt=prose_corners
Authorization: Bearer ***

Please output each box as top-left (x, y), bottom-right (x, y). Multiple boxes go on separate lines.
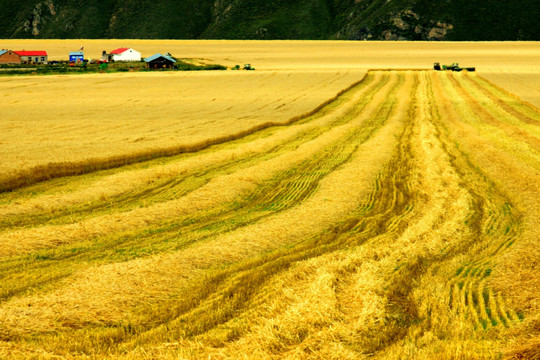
top-left (433, 62), bottom-right (475, 72)
top-left (231, 64), bottom-right (255, 70)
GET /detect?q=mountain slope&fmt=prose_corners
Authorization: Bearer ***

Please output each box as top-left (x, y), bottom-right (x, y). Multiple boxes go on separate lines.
top-left (0, 0), bottom-right (538, 40)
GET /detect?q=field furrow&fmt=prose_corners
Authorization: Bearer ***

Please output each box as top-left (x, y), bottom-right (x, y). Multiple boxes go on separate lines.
top-left (450, 73), bottom-right (540, 148)
top-left (467, 74), bottom-right (540, 125)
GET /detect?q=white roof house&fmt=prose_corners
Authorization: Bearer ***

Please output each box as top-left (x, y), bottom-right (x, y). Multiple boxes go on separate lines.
top-left (110, 48), bottom-right (141, 62)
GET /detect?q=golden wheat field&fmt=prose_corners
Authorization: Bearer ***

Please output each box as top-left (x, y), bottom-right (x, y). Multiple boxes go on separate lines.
top-left (0, 41), bottom-right (539, 359)
top-left (0, 70), bottom-right (363, 187)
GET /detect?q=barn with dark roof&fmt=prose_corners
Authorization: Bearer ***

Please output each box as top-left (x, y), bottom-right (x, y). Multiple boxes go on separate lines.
top-left (144, 53), bottom-right (176, 69)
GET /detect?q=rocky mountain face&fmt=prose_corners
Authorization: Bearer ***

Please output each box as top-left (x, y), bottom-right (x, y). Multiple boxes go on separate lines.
top-left (0, 0), bottom-right (537, 40)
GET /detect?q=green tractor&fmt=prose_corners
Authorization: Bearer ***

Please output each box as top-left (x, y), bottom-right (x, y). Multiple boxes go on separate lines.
top-left (434, 62), bottom-right (475, 72)
top-left (442, 63), bottom-right (462, 71)
top-left (231, 64), bottom-right (255, 70)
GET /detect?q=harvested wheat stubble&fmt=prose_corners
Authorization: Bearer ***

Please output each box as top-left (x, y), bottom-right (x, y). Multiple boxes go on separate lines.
top-left (0, 71), bottom-right (408, 334)
top-left (0, 67), bottom-right (539, 360)
top-left (152, 71), bottom-right (476, 359)
top-left (465, 74), bottom-right (540, 125)
top-left (0, 70), bottom-right (363, 191)
top-left (0, 73), bottom-right (383, 257)
top-left (437, 70), bottom-right (540, 326)
top-left (0, 72), bottom-right (374, 222)
top-left (481, 72), bottom-right (540, 109)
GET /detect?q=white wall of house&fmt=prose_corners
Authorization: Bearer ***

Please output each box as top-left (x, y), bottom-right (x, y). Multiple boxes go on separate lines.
top-left (112, 49), bottom-right (142, 62)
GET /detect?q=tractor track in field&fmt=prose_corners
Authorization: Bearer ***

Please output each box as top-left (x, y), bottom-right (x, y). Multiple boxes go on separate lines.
top-left (428, 71), bottom-right (526, 335)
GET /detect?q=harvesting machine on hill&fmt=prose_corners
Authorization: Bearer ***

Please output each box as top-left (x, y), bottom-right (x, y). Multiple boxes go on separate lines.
top-left (433, 62), bottom-right (475, 72)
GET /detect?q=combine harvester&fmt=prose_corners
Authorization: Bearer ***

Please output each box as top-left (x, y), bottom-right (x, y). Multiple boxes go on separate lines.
top-left (433, 62), bottom-right (475, 72)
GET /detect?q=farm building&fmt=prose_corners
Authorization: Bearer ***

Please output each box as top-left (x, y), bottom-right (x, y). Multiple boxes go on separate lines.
top-left (145, 53), bottom-right (176, 69)
top-left (0, 49), bottom-right (21, 64)
top-left (110, 48), bottom-right (141, 62)
top-left (100, 50), bottom-right (113, 62)
top-left (69, 51), bottom-right (84, 62)
top-left (15, 51), bottom-right (48, 64)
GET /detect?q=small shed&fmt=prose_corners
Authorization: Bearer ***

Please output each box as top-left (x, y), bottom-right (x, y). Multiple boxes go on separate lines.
top-left (101, 50), bottom-right (113, 62)
top-left (0, 49), bottom-right (21, 64)
top-left (144, 53), bottom-right (176, 69)
top-left (110, 48), bottom-right (141, 62)
top-left (15, 50), bottom-right (48, 64)
top-left (69, 51), bottom-right (84, 62)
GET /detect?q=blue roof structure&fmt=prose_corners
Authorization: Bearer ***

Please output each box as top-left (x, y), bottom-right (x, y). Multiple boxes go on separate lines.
top-left (144, 53), bottom-right (176, 63)
top-left (0, 50), bottom-right (8, 56)
top-left (69, 51), bottom-right (84, 56)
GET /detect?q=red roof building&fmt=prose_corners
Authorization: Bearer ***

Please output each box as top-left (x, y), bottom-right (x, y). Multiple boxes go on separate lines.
top-left (15, 50), bottom-right (48, 63)
top-left (15, 51), bottom-right (48, 56)
top-left (109, 47), bottom-right (141, 62)
top-left (110, 48), bottom-right (129, 54)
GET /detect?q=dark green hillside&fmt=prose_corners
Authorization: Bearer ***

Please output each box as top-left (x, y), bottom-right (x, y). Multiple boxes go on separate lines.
top-left (201, 0), bottom-right (334, 39)
top-left (105, 0), bottom-right (212, 39)
top-left (447, 0), bottom-right (538, 40)
top-left (0, 0), bottom-right (537, 40)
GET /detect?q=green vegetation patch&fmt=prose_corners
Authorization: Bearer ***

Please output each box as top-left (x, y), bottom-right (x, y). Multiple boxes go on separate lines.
top-left (0, 59), bottom-right (226, 77)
